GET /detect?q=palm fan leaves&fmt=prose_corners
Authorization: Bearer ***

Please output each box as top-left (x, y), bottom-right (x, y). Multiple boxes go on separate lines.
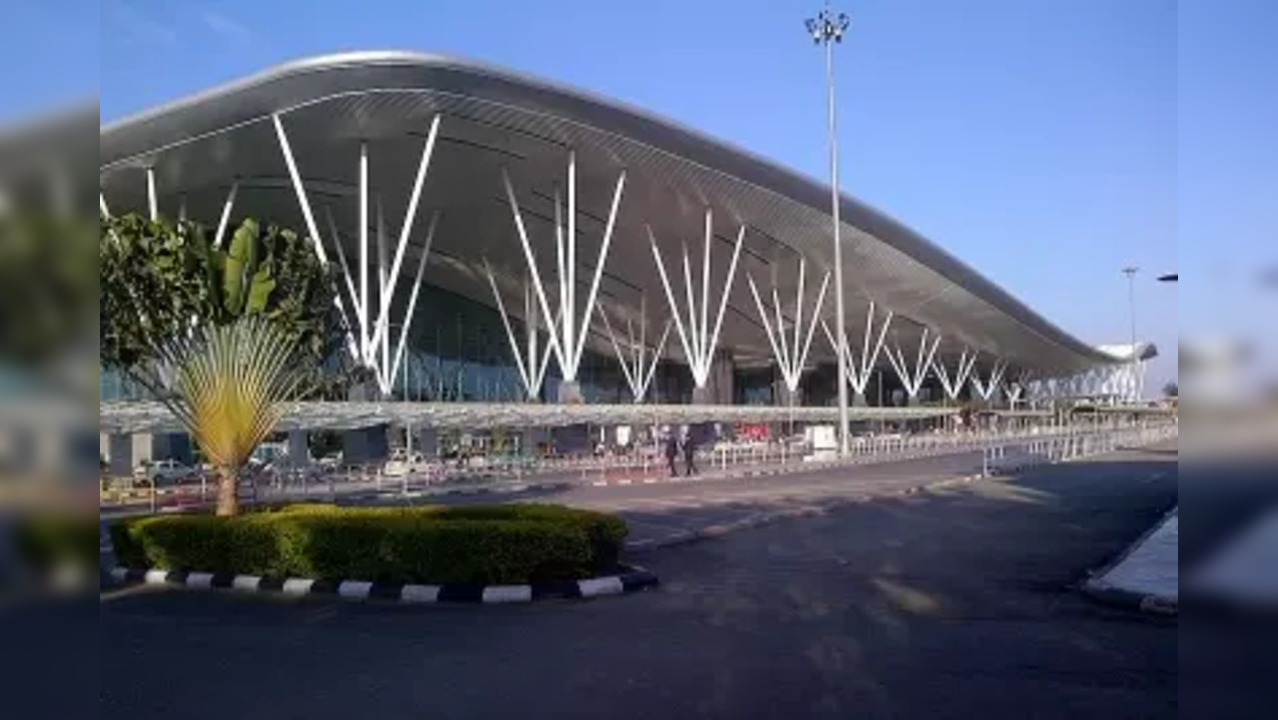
top-left (153, 317), bottom-right (308, 513)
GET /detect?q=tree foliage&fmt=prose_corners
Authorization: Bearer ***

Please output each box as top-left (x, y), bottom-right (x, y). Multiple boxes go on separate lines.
top-left (0, 213), bottom-right (97, 368)
top-left (100, 214), bottom-right (343, 396)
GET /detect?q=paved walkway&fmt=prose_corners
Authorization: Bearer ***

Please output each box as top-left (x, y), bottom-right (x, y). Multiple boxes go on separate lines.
top-left (91, 445), bottom-right (1186, 720)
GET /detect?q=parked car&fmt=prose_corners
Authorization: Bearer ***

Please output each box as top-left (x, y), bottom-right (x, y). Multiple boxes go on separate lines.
top-left (383, 449), bottom-right (431, 477)
top-left (132, 459), bottom-right (198, 486)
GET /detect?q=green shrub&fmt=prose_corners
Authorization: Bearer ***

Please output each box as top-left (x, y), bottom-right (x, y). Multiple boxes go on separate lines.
top-left (14, 514), bottom-right (100, 570)
top-left (109, 503), bottom-right (628, 585)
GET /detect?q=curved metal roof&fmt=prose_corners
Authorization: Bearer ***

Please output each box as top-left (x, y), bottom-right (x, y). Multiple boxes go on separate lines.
top-left (99, 50), bottom-right (1120, 377)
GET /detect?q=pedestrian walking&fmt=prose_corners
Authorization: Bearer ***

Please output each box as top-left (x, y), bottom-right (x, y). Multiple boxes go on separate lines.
top-left (683, 429), bottom-right (698, 476)
top-left (664, 431), bottom-right (680, 477)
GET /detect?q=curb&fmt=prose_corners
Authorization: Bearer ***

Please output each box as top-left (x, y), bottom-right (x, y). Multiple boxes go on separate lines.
top-left (104, 564), bottom-right (658, 604)
top-left (1081, 583), bottom-right (1178, 616)
top-left (1081, 504), bottom-right (1180, 617)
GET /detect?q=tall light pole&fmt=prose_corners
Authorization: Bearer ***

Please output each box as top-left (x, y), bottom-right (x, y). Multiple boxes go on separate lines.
top-left (1122, 265), bottom-right (1140, 401)
top-left (805, 3), bottom-right (852, 455)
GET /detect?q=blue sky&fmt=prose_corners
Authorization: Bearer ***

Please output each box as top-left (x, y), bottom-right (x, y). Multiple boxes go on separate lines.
top-left (11, 1), bottom-right (1276, 391)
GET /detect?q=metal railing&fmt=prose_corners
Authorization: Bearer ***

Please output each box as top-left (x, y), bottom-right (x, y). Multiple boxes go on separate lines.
top-left (100, 419), bottom-right (1177, 512)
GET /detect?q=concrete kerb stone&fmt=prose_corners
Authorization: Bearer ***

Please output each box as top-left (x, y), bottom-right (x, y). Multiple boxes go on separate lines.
top-left (1080, 503), bottom-right (1180, 617)
top-left (102, 565), bottom-right (658, 605)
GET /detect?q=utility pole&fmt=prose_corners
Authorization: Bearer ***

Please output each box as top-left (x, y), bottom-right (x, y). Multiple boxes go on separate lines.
top-left (1122, 266), bottom-right (1139, 401)
top-left (805, 2), bottom-right (852, 455)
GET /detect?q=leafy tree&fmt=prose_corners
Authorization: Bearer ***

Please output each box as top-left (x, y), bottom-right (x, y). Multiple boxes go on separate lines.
top-left (1162, 381), bottom-right (1179, 398)
top-left (100, 214), bottom-right (343, 397)
top-left (0, 213), bottom-right (97, 368)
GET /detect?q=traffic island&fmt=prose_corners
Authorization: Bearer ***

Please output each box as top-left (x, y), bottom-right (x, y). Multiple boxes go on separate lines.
top-left (1082, 506), bottom-right (1179, 616)
top-left (102, 502), bottom-right (658, 604)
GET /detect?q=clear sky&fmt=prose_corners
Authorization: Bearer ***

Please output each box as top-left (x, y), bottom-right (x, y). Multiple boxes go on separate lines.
top-left (10, 1), bottom-right (1275, 392)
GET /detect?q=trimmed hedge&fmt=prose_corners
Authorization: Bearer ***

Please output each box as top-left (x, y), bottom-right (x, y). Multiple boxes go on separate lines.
top-left (14, 514), bottom-right (100, 571)
top-left (109, 503), bottom-right (628, 585)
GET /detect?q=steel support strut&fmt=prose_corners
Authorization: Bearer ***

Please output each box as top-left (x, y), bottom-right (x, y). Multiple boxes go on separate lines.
top-left (747, 259), bottom-right (830, 393)
top-left (273, 112), bottom-right (442, 392)
top-left (884, 329), bottom-right (942, 401)
top-left (648, 209), bottom-right (745, 388)
top-left (821, 301), bottom-right (894, 398)
top-left (500, 152), bottom-right (627, 386)
top-left (933, 347), bottom-right (978, 401)
top-left (599, 299), bottom-right (672, 403)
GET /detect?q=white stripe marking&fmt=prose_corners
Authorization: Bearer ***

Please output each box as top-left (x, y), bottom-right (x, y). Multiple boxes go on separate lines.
top-left (617, 479), bottom-right (633, 486)
top-left (282, 578), bottom-right (315, 596)
top-left (482, 585), bottom-right (532, 603)
top-left (185, 572), bottom-right (215, 589)
top-left (577, 576), bottom-right (624, 597)
top-left (400, 584), bottom-right (441, 603)
top-left (232, 575), bottom-right (262, 591)
top-left (337, 580), bottom-right (374, 599)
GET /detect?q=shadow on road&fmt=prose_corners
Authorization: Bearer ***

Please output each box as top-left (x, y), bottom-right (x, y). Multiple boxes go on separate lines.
top-left (90, 446), bottom-right (1208, 720)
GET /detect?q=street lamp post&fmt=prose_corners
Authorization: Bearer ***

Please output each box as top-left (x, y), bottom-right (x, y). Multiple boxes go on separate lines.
top-left (1122, 266), bottom-right (1140, 401)
top-left (805, 3), bottom-right (852, 455)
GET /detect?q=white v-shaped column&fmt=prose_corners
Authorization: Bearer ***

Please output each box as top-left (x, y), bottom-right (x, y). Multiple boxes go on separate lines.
top-left (885, 329), bottom-right (942, 400)
top-left (648, 209), bottom-right (745, 388)
top-left (933, 347), bottom-right (978, 401)
top-left (820, 301), bottom-right (894, 397)
top-left (501, 151), bottom-right (626, 387)
top-left (273, 112), bottom-right (442, 396)
top-left (746, 258), bottom-right (830, 394)
top-left (484, 262), bottom-right (558, 401)
top-left (970, 359), bottom-right (1008, 402)
top-left (598, 298), bottom-right (672, 403)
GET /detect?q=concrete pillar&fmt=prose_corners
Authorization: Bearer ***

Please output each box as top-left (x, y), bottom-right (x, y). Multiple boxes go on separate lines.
top-left (519, 427), bottom-right (546, 456)
top-left (342, 426), bottom-right (390, 465)
top-left (416, 427), bottom-right (439, 458)
top-left (287, 430), bottom-right (309, 466)
top-left (556, 379), bottom-right (584, 404)
top-left (150, 433), bottom-right (194, 465)
top-left (692, 350), bottom-right (734, 405)
top-left (106, 433), bottom-right (134, 478)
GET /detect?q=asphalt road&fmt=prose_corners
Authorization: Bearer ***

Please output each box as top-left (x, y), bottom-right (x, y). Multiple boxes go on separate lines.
top-left (99, 450), bottom-right (991, 564)
top-left (86, 444), bottom-right (1218, 720)
top-left (355, 450), bottom-right (994, 548)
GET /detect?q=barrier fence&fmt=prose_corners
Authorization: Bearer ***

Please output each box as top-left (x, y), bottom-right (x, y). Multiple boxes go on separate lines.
top-left (101, 419), bottom-right (1177, 513)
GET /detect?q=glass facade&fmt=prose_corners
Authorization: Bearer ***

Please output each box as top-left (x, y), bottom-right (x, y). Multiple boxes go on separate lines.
top-left (101, 281), bottom-right (915, 408)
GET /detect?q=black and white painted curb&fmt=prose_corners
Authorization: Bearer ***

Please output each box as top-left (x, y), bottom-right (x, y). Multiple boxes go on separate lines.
top-left (104, 565), bottom-right (658, 604)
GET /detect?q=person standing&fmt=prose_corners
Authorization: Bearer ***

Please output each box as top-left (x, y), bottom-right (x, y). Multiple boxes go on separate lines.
top-left (682, 428), bottom-right (698, 476)
top-left (664, 430), bottom-right (680, 477)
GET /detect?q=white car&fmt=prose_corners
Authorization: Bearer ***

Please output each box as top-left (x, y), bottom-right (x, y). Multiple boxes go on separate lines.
top-left (133, 459), bottom-right (197, 486)
top-left (383, 450), bottom-right (430, 477)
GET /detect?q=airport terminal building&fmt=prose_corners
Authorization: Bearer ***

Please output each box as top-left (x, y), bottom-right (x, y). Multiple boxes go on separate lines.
top-left (89, 51), bottom-right (1155, 457)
